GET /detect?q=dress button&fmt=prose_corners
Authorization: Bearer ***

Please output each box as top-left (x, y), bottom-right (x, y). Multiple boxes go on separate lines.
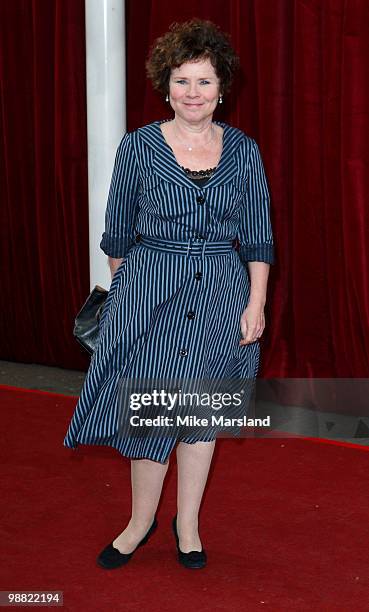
top-left (179, 348), bottom-right (188, 357)
top-left (196, 195), bottom-right (205, 204)
top-left (187, 311), bottom-right (195, 319)
top-left (194, 272), bottom-right (203, 280)
top-left (194, 233), bottom-right (205, 240)
top-left (135, 233), bottom-right (142, 243)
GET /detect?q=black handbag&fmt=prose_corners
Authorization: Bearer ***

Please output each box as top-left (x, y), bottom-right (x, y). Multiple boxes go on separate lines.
top-left (73, 285), bottom-right (109, 355)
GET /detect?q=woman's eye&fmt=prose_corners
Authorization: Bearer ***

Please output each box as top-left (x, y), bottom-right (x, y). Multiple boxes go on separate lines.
top-left (174, 80), bottom-right (210, 85)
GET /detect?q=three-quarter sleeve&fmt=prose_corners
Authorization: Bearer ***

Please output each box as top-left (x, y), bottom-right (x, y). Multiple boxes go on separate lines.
top-left (238, 139), bottom-right (275, 265)
top-left (100, 132), bottom-right (140, 258)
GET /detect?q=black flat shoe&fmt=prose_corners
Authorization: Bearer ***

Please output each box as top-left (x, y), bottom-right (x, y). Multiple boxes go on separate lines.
top-left (172, 514), bottom-right (207, 569)
top-left (97, 516), bottom-right (158, 569)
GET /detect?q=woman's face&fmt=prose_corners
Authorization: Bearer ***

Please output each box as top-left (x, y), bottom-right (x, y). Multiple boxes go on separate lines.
top-left (168, 57), bottom-right (221, 123)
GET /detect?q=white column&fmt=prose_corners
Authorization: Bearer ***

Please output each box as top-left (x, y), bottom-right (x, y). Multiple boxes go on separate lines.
top-left (85, 0), bottom-right (126, 290)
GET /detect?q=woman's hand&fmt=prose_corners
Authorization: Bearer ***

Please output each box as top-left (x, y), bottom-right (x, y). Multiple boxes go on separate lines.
top-left (239, 301), bottom-right (265, 345)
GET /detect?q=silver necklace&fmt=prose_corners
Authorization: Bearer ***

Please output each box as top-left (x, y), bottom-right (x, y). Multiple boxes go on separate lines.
top-left (172, 120), bottom-right (215, 152)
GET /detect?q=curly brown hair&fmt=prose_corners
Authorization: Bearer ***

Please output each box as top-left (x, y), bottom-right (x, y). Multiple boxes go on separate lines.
top-left (145, 18), bottom-right (240, 98)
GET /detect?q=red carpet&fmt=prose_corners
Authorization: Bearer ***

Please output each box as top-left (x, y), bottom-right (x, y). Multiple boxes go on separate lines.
top-left (1, 385), bottom-right (369, 611)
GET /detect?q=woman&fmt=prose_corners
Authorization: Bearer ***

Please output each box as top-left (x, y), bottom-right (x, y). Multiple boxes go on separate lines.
top-left (64, 18), bottom-right (275, 570)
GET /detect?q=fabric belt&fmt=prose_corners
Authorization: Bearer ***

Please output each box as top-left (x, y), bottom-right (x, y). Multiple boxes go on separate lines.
top-left (137, 235), bottom-right (235, 264)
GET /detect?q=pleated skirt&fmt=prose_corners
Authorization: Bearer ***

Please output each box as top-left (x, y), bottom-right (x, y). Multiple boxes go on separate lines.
top-left (63, 240), bottom-right (260, 464)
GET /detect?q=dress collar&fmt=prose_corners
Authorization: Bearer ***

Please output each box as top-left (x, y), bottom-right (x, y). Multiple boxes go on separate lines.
top-left (137, 120), bottom-right (245, 190)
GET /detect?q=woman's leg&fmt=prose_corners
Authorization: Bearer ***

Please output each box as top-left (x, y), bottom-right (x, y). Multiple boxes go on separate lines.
top-left (176, 440), bottom-right (216, 552)
top-left (112, 457), bottom-right (169, 553)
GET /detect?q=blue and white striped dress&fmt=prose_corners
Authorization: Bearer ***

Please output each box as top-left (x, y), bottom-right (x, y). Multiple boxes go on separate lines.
top-left (64, 119), bottom-right (275, 464)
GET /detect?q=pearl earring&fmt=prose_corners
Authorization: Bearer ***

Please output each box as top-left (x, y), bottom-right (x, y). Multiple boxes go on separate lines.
top-left (166, 94), bottom-right (169, 102)
top-left (219, 95), bottom-right (223, 104)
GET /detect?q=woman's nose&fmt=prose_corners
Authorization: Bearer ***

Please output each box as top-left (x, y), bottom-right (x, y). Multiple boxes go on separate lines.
top-left (187, 83), bottom-right (200, 97)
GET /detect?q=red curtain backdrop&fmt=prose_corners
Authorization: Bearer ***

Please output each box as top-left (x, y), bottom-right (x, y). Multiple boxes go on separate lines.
top-left (0, 0), bottom-right (90, 371)
top-left (1, 0), bottom-right (368, 376)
